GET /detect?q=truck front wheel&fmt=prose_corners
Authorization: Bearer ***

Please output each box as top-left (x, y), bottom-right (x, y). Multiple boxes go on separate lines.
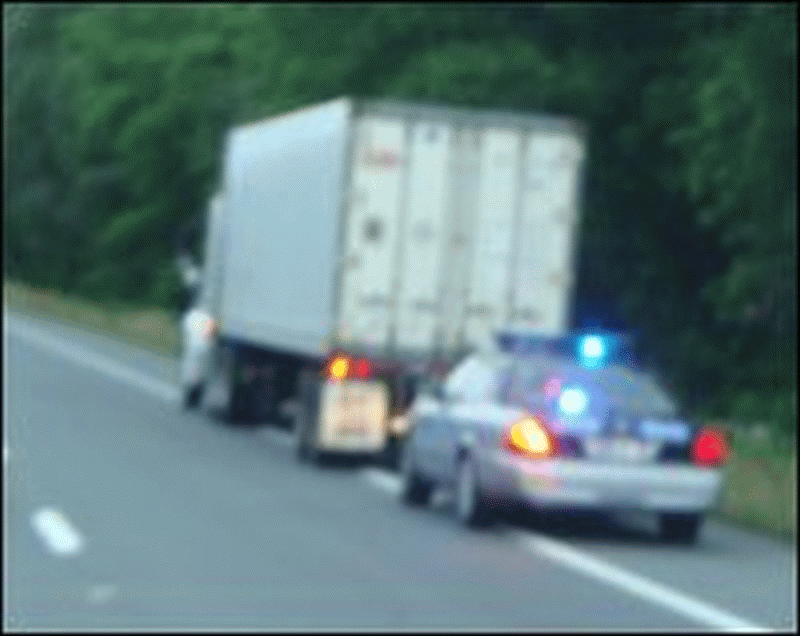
top-left (216, 344), bottom-right (248, 422)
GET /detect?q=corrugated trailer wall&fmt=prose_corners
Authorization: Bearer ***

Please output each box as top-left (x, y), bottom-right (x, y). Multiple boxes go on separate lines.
top-left (335, 99), bottom-right (586, 362)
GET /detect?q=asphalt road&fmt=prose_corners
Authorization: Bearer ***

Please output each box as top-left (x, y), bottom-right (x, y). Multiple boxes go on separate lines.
top-left (4, 311), bottom-right (797, 631)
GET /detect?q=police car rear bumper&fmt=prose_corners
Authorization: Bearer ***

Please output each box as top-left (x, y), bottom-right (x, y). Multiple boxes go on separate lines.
top-left (495, 454), bottom-right (723, 513)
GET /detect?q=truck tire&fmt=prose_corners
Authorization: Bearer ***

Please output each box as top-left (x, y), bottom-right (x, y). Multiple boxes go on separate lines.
top-left (217, 344), bottom-right (248, 422)
top-left (383, 436), bottom-right (402, 472)
top-left (294, 369), bottom-right (322, 464)
top-left (183, 384), bottom-right (204, 410)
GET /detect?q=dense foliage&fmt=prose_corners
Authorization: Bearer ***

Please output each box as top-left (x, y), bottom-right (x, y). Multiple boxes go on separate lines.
top-left (4, 4), bottom-right (796, 430)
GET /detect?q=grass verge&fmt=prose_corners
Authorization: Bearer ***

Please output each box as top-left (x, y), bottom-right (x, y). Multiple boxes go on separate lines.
top-left (712, 428), bottom-right (796, 542)
top-left (4, 279), bottom-right (179, 356)
top-left (4, 279), bottom-right (796, 542)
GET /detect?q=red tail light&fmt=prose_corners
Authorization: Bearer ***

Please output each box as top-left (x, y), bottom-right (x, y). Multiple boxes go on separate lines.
top-left (691, 427), bottom-right (729, 468)
top-left (354, 359), bottom-right (372, 379)
top-left (501, 414), bottom-right (555, 459)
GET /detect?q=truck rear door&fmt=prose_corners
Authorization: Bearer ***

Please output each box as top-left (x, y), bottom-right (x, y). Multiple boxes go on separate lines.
top-left (511, 133), bottom-right (584, 333)
top-left (338, 117), bottom-right (407, 350)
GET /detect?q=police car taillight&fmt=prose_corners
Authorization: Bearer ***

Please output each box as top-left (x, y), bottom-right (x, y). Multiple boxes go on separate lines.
top-left (691, 427), bottom-right (729, 468)
top-left (502, 415), bottom-right (555, 459)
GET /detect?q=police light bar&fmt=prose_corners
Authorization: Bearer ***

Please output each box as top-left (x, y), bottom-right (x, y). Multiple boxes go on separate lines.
top-left (496, 326), bottom-right (635, 369)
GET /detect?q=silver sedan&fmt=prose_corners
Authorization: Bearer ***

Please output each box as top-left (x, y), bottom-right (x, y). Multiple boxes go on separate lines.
top-left (399, 344), bottom-right (728, 544)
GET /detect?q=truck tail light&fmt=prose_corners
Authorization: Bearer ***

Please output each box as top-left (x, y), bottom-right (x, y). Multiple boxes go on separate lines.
top-left (691, 427), bottom-right (729, 468)
top-left (501, 414), bottom-right (555, 459)
top-left (326, 355), bottom-right (373, 381)
top-left (327, 356), bottom-right (350, 381)
top-left (354, 359), bottom-right (372, 379)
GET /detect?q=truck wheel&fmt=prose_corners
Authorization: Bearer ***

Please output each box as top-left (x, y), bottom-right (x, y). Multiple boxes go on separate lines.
top-left (217, 345), bottom-right (247, 422)
top-left (294, 369), bottom-right (322, 465)
top-left (455, 454), bottom-right (495, 528)
top-left (183, 384), bottom-right (204, 410)
top-left (400, 444), bottom-right (433, 506)
top-left (658, 513), bottom-right (703, 545)
top-left (381, 437), bottom-right (401, 471)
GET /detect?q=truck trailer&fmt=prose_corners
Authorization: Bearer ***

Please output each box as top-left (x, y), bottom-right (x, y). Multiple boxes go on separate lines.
top-left (181, 96), bottom-right (587, 467)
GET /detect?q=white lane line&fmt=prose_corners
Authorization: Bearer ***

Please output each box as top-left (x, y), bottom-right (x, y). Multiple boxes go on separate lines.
top-left (7, 319), bottom-right (181, 403)
top-left (30, 507), bottom-right (86, 558)
top-left (360, 467), bottom-right (772, 633)
top-left (519, 533), bottom-right (772, 632)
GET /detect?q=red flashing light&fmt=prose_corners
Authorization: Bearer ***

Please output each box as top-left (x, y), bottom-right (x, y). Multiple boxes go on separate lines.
top-left (691, 428), bottom-right (729, 468)
top-left (543, 377), bottom-right (561, 399)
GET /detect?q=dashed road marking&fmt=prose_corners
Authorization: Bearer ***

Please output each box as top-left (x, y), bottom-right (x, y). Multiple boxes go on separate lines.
top-left (30, 507), bottom-right (86, 558)
top-left (87, 583), bottom-right (119, 604)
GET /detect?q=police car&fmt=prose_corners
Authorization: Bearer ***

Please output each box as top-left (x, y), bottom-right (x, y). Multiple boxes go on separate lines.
top-left (399, 328), bottom-right (728, 544)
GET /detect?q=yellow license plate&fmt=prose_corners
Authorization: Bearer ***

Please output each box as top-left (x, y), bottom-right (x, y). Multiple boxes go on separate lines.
top-left (337, 421), bottom-right (368, 435)
top-left (320, 381), bottom-right (388, 448)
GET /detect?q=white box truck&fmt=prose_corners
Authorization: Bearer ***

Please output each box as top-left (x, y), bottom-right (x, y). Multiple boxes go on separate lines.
top-left (181, 96), bottom-right (587, 467)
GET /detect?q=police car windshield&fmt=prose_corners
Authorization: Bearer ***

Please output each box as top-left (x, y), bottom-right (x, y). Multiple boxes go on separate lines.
top-left (506, 355), bottom-right (677, 417)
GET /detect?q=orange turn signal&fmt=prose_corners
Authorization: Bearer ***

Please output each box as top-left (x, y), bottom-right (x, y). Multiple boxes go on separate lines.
top-left (503, 415), bottom-right (554, 459)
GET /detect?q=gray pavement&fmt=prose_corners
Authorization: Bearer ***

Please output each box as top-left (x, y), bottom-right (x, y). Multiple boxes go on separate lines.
top-left (3, 311), bottom-right (797, 631)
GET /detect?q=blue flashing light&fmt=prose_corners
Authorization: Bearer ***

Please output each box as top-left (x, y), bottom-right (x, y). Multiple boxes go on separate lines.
top-left (578, 334), bottom-right (609, 369)
top-left (559, 386), bottom-right (589, 414)
top-left (581, 336), bottom-right (605, 359)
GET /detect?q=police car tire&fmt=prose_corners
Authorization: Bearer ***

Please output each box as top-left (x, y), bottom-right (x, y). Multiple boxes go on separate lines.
top-left (658, 513), bottom-right (702, 545)
top-left (400, 446), bottom-right (433, 506)
top-left (455, 455), bottom-right (494, 528)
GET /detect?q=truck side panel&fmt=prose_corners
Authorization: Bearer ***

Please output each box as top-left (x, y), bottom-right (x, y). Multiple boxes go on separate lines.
top-left (220, 99), bottom-right (352, 358)
top-left (200, 192), bottom-right (226, 318)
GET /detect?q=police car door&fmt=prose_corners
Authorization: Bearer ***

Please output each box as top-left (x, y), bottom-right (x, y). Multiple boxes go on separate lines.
top-left (438, 356), bottom-right (501, 484)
